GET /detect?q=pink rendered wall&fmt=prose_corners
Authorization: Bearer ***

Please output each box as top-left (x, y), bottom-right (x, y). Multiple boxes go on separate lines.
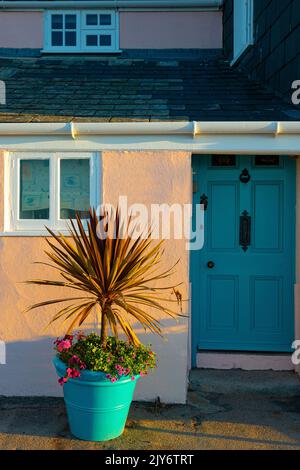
top-left (0, 11), bottom-right (222, 50)
top-left (120, 11), bottom-right (223, 49)
top-left (0, 150), bottom-right (190, 403)
top-left (0, 12), bottom-right (43, 49)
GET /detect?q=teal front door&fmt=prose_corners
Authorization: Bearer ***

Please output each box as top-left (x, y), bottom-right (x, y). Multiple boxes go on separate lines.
top-left (191, 155), bottom-right (296, 364)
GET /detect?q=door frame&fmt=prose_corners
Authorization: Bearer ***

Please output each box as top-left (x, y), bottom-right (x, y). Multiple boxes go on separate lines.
top-left (190, 154), bottom-right (297, 368)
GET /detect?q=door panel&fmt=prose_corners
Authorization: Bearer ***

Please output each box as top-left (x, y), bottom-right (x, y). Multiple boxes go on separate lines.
top-left (191, 155), bottom-right (295, 363)
top-left (207, 276), bottom-right (239, 330)
top-left (252, 182), bottom-right (283, 251)
top-left (250, 276), bottom-right (283, 331)
top-left (209, 182), bottom-right (239, 250)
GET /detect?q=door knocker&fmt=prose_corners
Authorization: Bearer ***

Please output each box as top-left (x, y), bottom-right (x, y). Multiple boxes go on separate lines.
top-left (240, 168), bottom-right (251, 184)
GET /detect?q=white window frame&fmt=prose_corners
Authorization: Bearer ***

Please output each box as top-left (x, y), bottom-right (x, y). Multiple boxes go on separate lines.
top-left (44, 11), bottom-right (81, 53)
top-left (43, 10), bottom-right (120, 53)
top-left (83, 10), bottom-right (116, 30)
top-left (81, 30), bottom-right (116, 52)
top-left (4, 152), bottom-right (101, 235)
top-left (232, 0), bottom-right (254, 64)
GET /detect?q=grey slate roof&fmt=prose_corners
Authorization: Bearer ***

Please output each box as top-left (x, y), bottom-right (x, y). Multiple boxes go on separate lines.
top-left (0, 50), bottom-right (299, 122)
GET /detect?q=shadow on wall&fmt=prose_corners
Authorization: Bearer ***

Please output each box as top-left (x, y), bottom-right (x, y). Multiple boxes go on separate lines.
top-left (0, 317), bottom-right (189, 403)
top-left (0, 337), bottom-right (61, 397)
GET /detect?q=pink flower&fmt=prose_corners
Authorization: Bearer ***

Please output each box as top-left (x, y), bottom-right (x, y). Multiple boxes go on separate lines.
top-left (131, 376), bottom-right (135, 381)
top-left (69, 355), bottom-right (86, 368)
top-left (56, 339), bottom-right (72, 352)
top-left (58, 377), bottom-right (67, 386)
top-left (106, 374), bottom-right (111, 379)
top-left (116, 366), bottom-right (125, 376)
top-left (66, 367), bottom-right (81, 379)
top-left (111, 377), bottom-right (117, 383)
top-left (68, 355), bottom-right (86, 371)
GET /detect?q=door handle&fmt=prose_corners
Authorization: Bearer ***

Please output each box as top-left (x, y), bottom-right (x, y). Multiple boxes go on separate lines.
top-left (207, 261), bottom-right (215, 269)
top-left (240, 210), bottom-right (251, 252)
top-left (200, 194), bottom-right (208, 211)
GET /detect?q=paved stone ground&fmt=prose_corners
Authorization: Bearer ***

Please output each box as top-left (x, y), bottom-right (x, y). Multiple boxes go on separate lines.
top-left (1, 370), bottom-right (300, 450)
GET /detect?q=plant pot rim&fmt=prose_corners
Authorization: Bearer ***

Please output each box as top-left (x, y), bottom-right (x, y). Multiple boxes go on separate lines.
top-left (53, 356), bottom-right (140, 385)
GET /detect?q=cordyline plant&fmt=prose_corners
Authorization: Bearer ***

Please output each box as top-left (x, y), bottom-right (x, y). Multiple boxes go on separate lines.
top-left (25, 208), bottom-right (183, 349)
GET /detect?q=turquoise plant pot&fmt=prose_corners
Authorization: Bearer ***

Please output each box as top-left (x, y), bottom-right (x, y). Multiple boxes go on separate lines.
top-left (53, 356), bottom-right (139, 442)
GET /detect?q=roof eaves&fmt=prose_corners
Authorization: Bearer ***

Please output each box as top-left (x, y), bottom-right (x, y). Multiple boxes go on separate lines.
top-left (0, 0), bottom-right (224, 11)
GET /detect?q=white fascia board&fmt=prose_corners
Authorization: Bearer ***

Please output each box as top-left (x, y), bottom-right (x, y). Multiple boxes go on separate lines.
top-left (0, 137), bottom-right (299, 154)
top-left (0, 1), bottom-right (224, 10)
top-left (71, 122), bottom-right (196, 136)
top-left (0, 121), bottom-right (299, 136)
top-left (0, 122), bottom-right (299, 154)
top-left (0, 123), bottom-right (71, 136)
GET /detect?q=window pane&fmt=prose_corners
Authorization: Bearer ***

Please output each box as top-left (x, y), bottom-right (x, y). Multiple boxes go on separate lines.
top-left (211, 155), bottom-right (236, 167)
top-left (100, 34), bottom-right (111, 46)
top-left (51, 14), bottom-right (63, 30)
top-left (65, 14), bottom-right (77, 30)
top-left (99, 14), bottom-right (111, 25)
top-left (86, 14), bottom-right (98, 26)
top-left (65, 31), bottom-right (77, 46)
top-left (52, 31), bottom-right (63, 46)
top-left (255, 156), bottom-right (280, 167)
top-left (60, 159), bottom-right (90, 219)
top-left (86, 35), bottom-right (98, 46)
top-left (19, 160), bottom-right (50, 220)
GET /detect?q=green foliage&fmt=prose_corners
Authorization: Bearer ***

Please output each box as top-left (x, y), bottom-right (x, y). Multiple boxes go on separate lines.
top-left (57, 332), bottom-right (156, 382)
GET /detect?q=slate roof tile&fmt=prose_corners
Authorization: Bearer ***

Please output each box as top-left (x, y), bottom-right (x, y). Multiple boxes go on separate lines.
top-left (0, 51), bottom-right (298, 122)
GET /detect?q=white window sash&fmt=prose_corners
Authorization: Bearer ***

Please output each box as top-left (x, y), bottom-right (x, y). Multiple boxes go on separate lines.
top-left (82, 10), bottom-right (116, 30)
top-left (11, 153), bottom-right (52, 232)
top-left (44, 11), bottom-right (81, 52)
top-left (81, 30), bottom-right (116, 52)
top-left (4, 152), bottom-right (100, 234)
top-left (43, 10), bottom-right (120, 53)
top-left (55, 153), bottom-right (100, 230)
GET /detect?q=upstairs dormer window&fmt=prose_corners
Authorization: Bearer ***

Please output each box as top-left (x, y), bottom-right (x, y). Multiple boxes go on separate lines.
top-left (44, 10), bottom-right (119, 53)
